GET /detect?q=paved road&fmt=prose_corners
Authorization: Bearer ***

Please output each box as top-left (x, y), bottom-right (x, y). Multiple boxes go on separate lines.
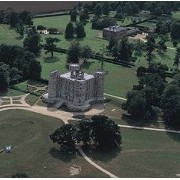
top-left (119, 124), bottom-right (180, 134)
top-left (104, 93), bottom-right (127, 101)
top-left (76, 146), bottom-right (119, 178)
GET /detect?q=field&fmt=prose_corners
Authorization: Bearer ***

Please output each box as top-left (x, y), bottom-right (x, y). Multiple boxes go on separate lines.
top-left (83, 128), bottom-right (180, 178)
top-left (0, 109), bottom-right (179, 178)
top-left (38, 51), bottom-right (138, 98)
top-left (0, 109), bottom-right (108, 178)
top-left (0, 1), bottom-right (78, 14)
top-left (0, 24), bottom-right (23, 46)
top-left (33, 15), bottom-right (109, 52)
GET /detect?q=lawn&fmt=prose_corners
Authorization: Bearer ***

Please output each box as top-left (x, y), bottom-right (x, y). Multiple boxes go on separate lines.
top-left (83, 128), bottom-right (180, 178)
top-left (0, 88), bottom-right (25, 97)
top-left (0, 24), bottom-right (23, 46)
top-left (33, 15), bottom-right (109, 52)
top-left (172, 11), bottom-right (180, 21)
top-left (134, 48), bottom-right (176, 70)
top-left (38, 50), bottom-right (138, 98)
top-left (0, 109), bottom-right (108, 178)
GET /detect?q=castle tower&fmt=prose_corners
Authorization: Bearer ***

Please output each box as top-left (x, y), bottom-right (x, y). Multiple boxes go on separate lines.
top-left (94, 70), bottom-right (105, 101)
top-left (48, 70), bottom-right (58, 99)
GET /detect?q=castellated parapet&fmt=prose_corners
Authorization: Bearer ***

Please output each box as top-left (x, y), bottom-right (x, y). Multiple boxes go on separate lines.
top-left (42, 64), bottom-right (105, 111)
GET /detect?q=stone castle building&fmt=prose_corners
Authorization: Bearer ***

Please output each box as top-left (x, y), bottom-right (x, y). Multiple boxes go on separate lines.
top-left (43, 64), bottom-right (105, 111)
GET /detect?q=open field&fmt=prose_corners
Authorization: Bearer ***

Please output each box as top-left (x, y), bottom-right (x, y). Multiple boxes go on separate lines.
top-left (83, 128), bottom-right (180, 178)
top-left (33, 15), bottom-right (109, 52)
top-left (172, 11), bottom-right (180, 21)
top-left (38, 50), bottom-right (138, 98)
top-left (0, 1), bottom-right (78, 14)
top-left (0, 109), bottom-right (108, 178)
top-left (0, 88), bottom-right (24, 97)
top-left (0, 24), bottom-right (23, 46)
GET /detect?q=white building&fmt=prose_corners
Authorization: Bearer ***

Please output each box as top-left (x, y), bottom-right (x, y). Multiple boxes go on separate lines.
top-left (43, 64), bottom-right (105, 111)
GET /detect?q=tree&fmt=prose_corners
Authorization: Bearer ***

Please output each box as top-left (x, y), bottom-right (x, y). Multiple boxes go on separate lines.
top-left (65, 22), bottom-right (74, 39)
top-left (50, 116), bottom-right (122, 151)
top-left (12, 173), bottom-right (29, 178)
top-left (0, 70), bottom-right (9, 91)
top-left (112, 37), bottom-right (132, 62)
top-left (16, 20), bottom-right (24, 37)
top-left (102, 2), bottom-right (110, 16)
top-left (23, 32), bottom-right (41, 56)
top-left (157, 40), bottom-right (167, 53)
top-left (50, 124), bottom-right (76, 151)
top-left (81, 45), bottom-right (92, 63)
top-left (75, 120), bottom-right (92, 145)
top-left (145, 35), bottom-right (155, 66)
top-left (173, 47), bottom-right (180, 68)
top-left (170, 22), bottom-right (180, 40)
top-left (37, 25), bottom-right (46, 30)
top-left (79, 11), bottom-right (89, 23)
top-left (107, 37), bottom-right (117, 52)
top-left (123, 90), bottom-right (147, 119)
top-left (19, 10), bottom-right (32, 25)
top-left (28, 58), bottom-right (41, 80)
top-left (91, 115), bottom-right (122, 150)
top-left (70, 10), bottom-right (77, 22)
top-left (9, 11), bottom-right (19, 27)
top-left (75, 22), bottom-right (86, 38)
top-left (44, 37), bottom-right (60, 57)
top-left (67, 41), bottom-right (81, 64)
top-left (161, 84), bottom-right (180, 128)
top-left (94, 3), bottom-right (102, 17)
top-left (10, 67), bottom-right (21, 84)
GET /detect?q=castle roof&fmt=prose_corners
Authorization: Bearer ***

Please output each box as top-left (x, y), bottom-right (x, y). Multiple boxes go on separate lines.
top-left (60, 72), bottom-right (94, 81)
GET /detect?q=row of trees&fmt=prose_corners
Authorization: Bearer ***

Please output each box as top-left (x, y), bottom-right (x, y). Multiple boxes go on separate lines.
top-left (67, 41), bottom-right (93, 64)
top-left (123, 61), bottom-right (180, 129)
top-left (50, 115), bottom-right (122, 152)
top-left (65, 22), bottom-right (86, 39)
top-left (0, 45), bottom-right (41, 91)
top-left (91, 16), bottom-right (116, 30)
top-left (0, 10), bottom-right (33, 27)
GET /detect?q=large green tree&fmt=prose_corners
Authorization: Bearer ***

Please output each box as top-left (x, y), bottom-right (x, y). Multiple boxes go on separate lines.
top-left (91, 115), bottom-right (122, 150)
top-left (75, 22), bottom-right (86, 38)
top-left (173, 47), bottom-right (180, 69)
top-left (23, 30), bottom-right (41, 56)
top-left (50, 124), bottom-right (76, 151)
top-left (9, 11), bottom-right (19, 27)
top-left (44, 37), bottom-right (60, 57)
top-left (161, 84), bottom-right (180, 128)
top-left (112, 38), bottom-right (132, 62)
top-left (28, 58), bottom-right (42, 80)
top-left (50, 115), bottom-right (122, 151)
top-left (65, 22), bottom-right (74, 39)
top-left (67, 41), bottom-right (81, 64)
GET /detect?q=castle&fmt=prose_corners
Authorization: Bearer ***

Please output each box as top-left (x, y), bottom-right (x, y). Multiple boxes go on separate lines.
top-left (42, 64), bottom-right (105, 111)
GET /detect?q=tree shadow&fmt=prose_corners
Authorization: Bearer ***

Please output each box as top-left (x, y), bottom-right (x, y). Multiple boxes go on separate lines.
top-left (166, 131), bottom-right (180, 142)
top-left (158, 52), bottom-right (170, 59)
top-left (49, 147), bottom-right (77, 162)
top-left (82, 146), bottom-right (121, 163)
top-left (165, 124), bottom-right (180, 142)
top-left (81, 61), bottom-right (95, 69)
top-left (121, 113), bottom-right (160, 128)
top-left (44, 57), bottom-right (59, 63)
top-left (15, 36), bottom-right (24, 40)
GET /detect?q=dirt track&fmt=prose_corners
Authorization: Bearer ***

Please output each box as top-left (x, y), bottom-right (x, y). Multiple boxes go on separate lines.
top-left (0, 1), bottom-right (79, 14)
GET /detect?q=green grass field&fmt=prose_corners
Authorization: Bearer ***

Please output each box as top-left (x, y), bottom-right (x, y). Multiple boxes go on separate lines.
top-left (0, 24), bottom-right (23, 46)
top-left (0, 109), bottom-right (108, 178)
top-left (172, 11), bottom-right (180, 21)
top-left (38, 50), bottom-right (138, 98)
top-left (83, 128), bottom-right (180, 178)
